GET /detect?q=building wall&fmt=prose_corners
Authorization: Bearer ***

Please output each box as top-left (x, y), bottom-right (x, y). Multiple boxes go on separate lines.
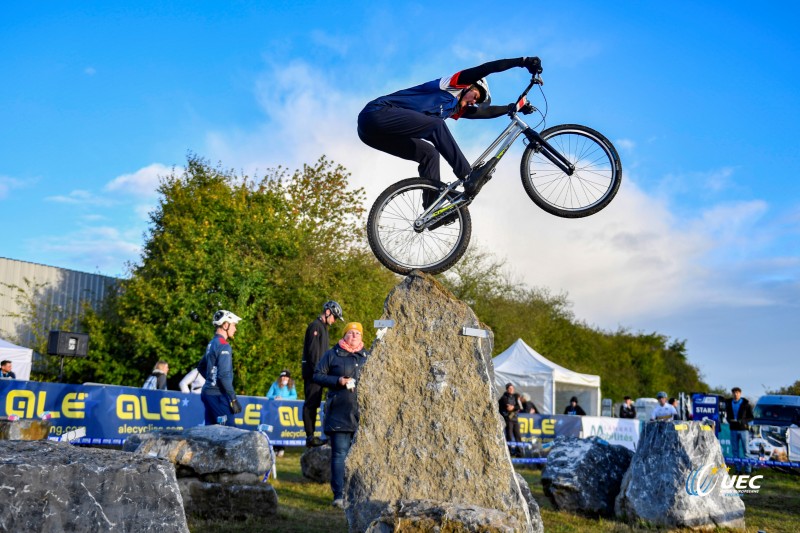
top-left (0, 257), bottom-right (118, 348)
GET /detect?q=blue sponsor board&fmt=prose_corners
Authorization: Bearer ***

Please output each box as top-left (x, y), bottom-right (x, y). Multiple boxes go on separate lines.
top-left (0, 380), bottom-right (320, 446)
top-left (692, 393), bottom-right (722, 436)
top-left (518, 414), bottom-right (582, 443)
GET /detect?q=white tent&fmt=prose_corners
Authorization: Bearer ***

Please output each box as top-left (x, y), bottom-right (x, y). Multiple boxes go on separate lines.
top-left (0, 338), bottom-right (33, 381)
top-left (493, 338), bottom-right (601, 416)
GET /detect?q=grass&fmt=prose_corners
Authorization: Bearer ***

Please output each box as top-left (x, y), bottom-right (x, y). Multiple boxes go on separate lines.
top-left (189, 449), bottom-right (800, 532)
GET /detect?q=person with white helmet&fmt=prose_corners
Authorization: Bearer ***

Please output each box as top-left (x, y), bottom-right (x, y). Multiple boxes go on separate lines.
top-left (357, 56), bottom-right (541, 199)
top-left (198, 309), bottom-right (243, 426)
top-left (302, 300), bottom-right (344, 447)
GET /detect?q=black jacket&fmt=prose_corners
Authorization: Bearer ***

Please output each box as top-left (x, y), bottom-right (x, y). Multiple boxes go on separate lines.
top-left (725, 397), bottom-right (754, 431)
top-left (313, 344), bottom-right (369, 434)
top-left (564, 404), bottom-right (586, 416)
top-left (499, 392), bottom-right (521, 419)
top-left (302, 318), bottom-right (329, 381)
top-left (619, 403), bottom-right (637, 419)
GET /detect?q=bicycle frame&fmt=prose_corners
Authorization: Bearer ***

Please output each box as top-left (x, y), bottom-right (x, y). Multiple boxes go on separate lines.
top-left (416, 76), bottom-right (576, 229)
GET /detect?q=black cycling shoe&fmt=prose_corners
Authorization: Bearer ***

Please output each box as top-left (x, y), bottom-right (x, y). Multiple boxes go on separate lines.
top-left (462, 164), bottom-right (493, 197)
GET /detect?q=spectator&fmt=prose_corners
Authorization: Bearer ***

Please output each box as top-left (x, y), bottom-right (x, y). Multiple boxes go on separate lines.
top-left (0, 360), bottom-right (16, 379)
top-left (520, 393), bottom-right (538, 414)
top-left (499, 383), bottom-right (523, 456)
top-left (179, 368), bottom-right (205, 394)
top-left (668, 398), bottom-right (681, 420)
top-left (564, 396), bottom-right (586, 416)
top-left (267, 370), bottom-right (298, 400)
top-left (313, 322), bottom-right (369, 509)
top-left (650, 391), bottom-right (678, 421)
top-left (199, 310), bottom-right (243, 427)
top-left (142, 360), bottom-right (169, 390)
top-left (302, 300), bottom-right (344, 448)
top-left (619, 396), bottom-right (637, 419)
top-left (725, 386), bottom-right (754, 475)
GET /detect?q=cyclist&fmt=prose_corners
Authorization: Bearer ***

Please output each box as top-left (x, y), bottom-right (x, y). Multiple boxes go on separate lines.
top-left (357, 56), bottom-right (541, 200)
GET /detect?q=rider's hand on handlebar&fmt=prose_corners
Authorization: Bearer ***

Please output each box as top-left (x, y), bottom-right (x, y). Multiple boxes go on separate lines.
top-left (523, 56), bottom-right (542, 75)
top-left (508, 101), bottom-right (536, 116)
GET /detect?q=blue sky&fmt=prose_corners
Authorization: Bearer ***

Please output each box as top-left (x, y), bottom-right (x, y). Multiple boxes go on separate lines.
top-left (2, 2), bottom-right (798, 398)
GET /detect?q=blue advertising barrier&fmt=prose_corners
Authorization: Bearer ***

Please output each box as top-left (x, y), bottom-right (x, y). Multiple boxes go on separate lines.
top-left (0, 380), bottom-right (320, 446)
top-left (517, 414), bottom-right (582, 443)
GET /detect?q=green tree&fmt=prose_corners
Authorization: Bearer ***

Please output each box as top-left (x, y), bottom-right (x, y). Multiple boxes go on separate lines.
top-left (77, 155), bottom-right (395, 394)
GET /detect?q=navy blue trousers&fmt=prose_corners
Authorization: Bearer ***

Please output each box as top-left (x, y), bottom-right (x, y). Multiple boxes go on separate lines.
top-left (358, 107), bottom-right (471, 182)
top-left (329, 431), bottom-right (354, 500)
top-left (201, 393), bottom-right (236, 426)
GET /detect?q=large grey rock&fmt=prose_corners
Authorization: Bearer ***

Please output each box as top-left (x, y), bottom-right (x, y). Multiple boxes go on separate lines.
top-left (0, 440), bottom-right (188, 532)
top-left (541, 435), bottom-right (633, 517)
top-left (615, 421), bottom-right (746, 530)
top-left (514, 472), bottom-right (545, 533)
top-left (178, 478), bottom-right (278, 520)
top-left (301, 444), bottom-right (331, 483)
top-left (344, 272), bottom-right (537, 532)
top-left (0, 418), bottom-right (51, 440)
top-left (123, 424), bottom-right (272, 477)
top-left (364, 500), bottom-right (525, 533)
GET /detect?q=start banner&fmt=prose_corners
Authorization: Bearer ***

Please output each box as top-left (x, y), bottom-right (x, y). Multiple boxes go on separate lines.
top-left (0, 380), bottom-right (320, 446)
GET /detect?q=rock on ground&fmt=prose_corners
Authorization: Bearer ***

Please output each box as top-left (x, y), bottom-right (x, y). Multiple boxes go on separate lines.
top-left (344, 272), bottom-right (538, 532)
top-left (0, 418), bottom-right (51, 440)
top-left (364, 500), bottom-right (525, 533)
top-left (0, 440), bottom-right (188, 533)
top-left (615, 421), bottom-right (746, 530)
top-left (541, 435), bottom-right (633, 517)
top-left (123, 424), bottom-right (272, 477)
top-left (301, 444), bottom-right (331, 483)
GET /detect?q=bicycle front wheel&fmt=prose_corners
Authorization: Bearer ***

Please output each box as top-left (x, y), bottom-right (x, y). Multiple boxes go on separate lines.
top-left (367, 178), bottom-right (471, 275)
top-left (521, 124), bottom-right (622, 218)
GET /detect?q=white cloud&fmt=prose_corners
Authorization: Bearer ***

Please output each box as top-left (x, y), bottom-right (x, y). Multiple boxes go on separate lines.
top-left (0, 175), bottom-right (26, 199)
top-left (45, 189), bottom-right (114, 206)
top-left (104, 163), bottom-right (170, 198)
top-left (36, 226), bottom-right (142, 276)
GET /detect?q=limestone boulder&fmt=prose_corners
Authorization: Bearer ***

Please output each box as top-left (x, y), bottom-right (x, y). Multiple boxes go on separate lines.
top-left (364, 500), bottom-right (525, 533)
top-left (541, 435), bottom-right (633, 517)
top-left (301, 444), bottom-right (331, 483)
top-left (344, 272), bottom-right (538, 532)
top-left (0, 418), bottom-right (51, 440)
top-left (615, 421), bottom-right (746, 530)
top-left (178, 478), bottom-right (278, 520)
top-left (0, 440), bottom-right (188, 532)
top-left (514, 472), bottom-right (545, 533)
top-left (123, 424), bottom-right (272, 477)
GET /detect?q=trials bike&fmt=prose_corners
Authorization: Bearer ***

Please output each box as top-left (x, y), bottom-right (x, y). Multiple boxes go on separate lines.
top-left (366, 72), bottom-right (622, 275)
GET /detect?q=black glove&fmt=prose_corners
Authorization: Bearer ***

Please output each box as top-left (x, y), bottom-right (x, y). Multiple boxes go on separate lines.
top-left (230, 398), bottom-right (242, 414)
top-left (523, 56), bottom-right (542, 74)
top-left (507, 101), bottom-right (536, 115)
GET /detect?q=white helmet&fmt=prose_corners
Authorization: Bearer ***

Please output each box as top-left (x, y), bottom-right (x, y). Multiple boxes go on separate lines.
top-left (473, 78), bottom-right (491, 105)
top-left (213, 310), bottom-right (242, 326)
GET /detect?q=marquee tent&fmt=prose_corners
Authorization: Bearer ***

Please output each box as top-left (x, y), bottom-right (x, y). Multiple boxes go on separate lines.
top-left (0, 338), bottom-right (33, 380)
top-left (493, 338), bottom-right (601, 416)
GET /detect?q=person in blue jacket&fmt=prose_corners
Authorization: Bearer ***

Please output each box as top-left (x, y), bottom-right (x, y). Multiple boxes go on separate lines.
top-left (199, 310), bottom-right (243, 426)
top-left (358, 56), bottom-right (541, 198)
top-left (266, 370), bottom-right (298, 400)
top-left (313, 322), bottom-right (369, 509)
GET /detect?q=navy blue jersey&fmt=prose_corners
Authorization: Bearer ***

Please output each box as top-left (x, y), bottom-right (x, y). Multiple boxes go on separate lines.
top-left (363, 72), bottom-right (472, 119)
top-left (200, 334), bottom-right (236, 401)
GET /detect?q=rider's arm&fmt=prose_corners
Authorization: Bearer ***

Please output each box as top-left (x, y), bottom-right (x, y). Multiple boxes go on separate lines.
top-left (454, 58), bottom-right (527, 86)
top-left (460, 105), bottom-right (510, 120)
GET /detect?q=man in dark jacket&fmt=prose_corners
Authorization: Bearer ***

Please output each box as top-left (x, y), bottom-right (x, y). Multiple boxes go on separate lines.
top-left (313, 322), bottom-right (368, 509)
top-left (499, 383), bottom-right (523, 456)
top-left (302, 300), bottom-right (343, 447)
top-left (725, 386), bottom-right (755, 474)
top-left (619, 396), bottom-right (637, 419)
top-left (564, 396), bottom-right (586, 416)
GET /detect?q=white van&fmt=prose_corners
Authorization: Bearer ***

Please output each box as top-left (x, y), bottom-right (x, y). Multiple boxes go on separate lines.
top-left (635, 398), bottom-right (659, 422)
top-left (748, 395), bottom-right (800, 460)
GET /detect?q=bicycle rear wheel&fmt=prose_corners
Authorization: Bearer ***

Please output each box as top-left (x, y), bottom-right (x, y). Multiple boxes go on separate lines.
top-left (521, 124), bottom-right (622, 218)
top-left (367, 178), bottom-right (471, 275)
